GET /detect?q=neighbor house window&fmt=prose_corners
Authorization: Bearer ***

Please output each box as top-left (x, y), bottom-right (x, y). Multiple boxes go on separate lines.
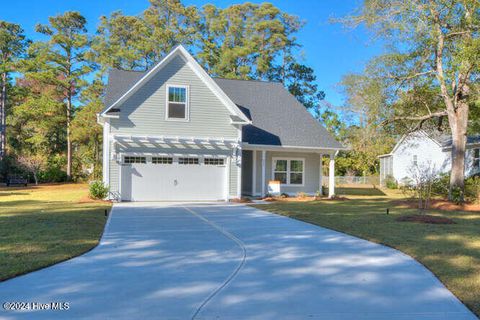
top-left (178, 157), bottom-right (199, 165)
top-left (413, 155), bottom-right (418, 166)
top-left (273, 158), bottom-right (304, 186)
top-left (152, 157), bottom-right (173, 164)
top-left (166, 85), bottom-right (188, 120)
top-left (124, 156), bottom-right (146, 164)
top-left (474, 149), bottom-right (480, 169)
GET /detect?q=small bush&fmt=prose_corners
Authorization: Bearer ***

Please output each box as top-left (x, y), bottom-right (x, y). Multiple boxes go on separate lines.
top-left (431, 173), bottom-right (450, 198)
top-left (450, 186), bottom-right (464, 205)
top-left (89, 181), bottom-right (109, 200)
top-left (465, 176), bottom-right (480, 203)
top-left (280, 193), bottom-right (289, 198)
top-left (384, 175), bottom-right (398, 189)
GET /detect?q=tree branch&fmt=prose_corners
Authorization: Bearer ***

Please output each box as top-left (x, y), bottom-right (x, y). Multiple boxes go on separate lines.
top-left (381, 110), bottom-right (448, 126)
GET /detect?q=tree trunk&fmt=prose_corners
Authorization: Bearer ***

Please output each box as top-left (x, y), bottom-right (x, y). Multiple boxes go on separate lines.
top-left (0, 72), bottom-right (6, 158)
top-left (66, 95), bottom-right (72, 180)
top-left (33, 172), bottom-right (38, 185)
top-left (448, 100), bottom-right (469, 201)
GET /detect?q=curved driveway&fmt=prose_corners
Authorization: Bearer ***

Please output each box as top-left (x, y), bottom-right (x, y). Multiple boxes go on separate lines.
top-left (0, 203), bottom-right (476, 320)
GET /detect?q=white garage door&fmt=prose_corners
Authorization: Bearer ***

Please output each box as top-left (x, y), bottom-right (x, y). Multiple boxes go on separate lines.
top-left (120, 156), bottom-right (227, 201)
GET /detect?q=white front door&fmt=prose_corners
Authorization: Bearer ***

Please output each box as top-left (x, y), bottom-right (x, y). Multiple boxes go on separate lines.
top-left (120, 156), bottom-right (227, 201)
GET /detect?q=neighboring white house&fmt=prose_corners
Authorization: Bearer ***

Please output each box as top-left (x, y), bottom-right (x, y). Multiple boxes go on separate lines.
top-left (379, 130), bottom-right (480, 185)
top-left (97, 45), bottom-right (345, 201)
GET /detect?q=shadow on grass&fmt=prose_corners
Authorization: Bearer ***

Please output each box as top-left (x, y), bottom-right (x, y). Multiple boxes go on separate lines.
top-left (325, 187), bottom-right (386, 196)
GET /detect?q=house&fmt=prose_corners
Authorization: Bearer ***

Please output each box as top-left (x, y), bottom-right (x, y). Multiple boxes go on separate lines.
top-left (379, 130), bottom-right (480, 185)
top-left (97, 45), bottom-right (344, 201)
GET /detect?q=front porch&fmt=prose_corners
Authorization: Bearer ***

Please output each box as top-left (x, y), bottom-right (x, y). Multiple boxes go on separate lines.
top-left (241, 145), bottom-right (337, 198)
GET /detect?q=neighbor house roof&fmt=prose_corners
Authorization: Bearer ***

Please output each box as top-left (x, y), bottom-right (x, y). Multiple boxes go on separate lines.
top-left (103, 67), bottom-right (344, 150)
top-left (441, 135), bottom-right (480, 149)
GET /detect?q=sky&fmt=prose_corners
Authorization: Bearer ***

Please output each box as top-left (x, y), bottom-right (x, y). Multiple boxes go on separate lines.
top-left (1, 0), bottom-right (383, 108)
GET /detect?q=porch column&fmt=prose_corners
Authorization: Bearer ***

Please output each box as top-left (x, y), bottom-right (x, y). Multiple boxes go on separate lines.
top-left (319, 154), bottom-right (323, 195)
top-left (252, 150), bottom-right (257, 196)
top-left (328, 154), bottom-right (335, 198)
top-left (261, 150), bottom-right (266, 197)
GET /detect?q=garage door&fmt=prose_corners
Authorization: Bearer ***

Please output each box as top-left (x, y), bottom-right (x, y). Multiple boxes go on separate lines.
top-left (120, 156), bottom-right (227, 201)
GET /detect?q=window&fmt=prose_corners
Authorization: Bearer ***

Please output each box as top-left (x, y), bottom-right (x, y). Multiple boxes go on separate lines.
top-left (166, 85), bottom-right (188, 120)
top-left (413, 155), bottom-right (418, 166)
top-left (273, 158), bottom-right (304, 186)
top-left (474, 149), bottom-right (480, 169)
top-left (152, 157), bottom-right (173, 164)
top-left (124, 156), bottom-right (146, 164)
top-left (178, 157), bottom-right (199, 165)
top-left (204, 158), bottom-right (225, 166)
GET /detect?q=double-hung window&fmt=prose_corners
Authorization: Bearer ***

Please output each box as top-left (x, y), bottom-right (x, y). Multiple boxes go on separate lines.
top-left (166, 85), bottom-right (188, 120)
top-left (273, 158), bottom-right (304, 186)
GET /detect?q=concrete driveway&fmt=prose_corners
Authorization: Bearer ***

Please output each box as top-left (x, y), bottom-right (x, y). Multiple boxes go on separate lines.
top-left (0, 203), bottom-right (476, 320)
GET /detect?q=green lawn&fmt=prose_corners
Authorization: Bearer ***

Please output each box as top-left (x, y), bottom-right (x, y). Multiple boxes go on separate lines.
top-left (252, 189), bottom-right (480, 317)
top-left (0, 183), bottom-right (111, 281)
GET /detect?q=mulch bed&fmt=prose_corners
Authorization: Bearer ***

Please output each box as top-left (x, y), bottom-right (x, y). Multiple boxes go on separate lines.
top-left (77, 195), bottom-right (111, 204)
top-left (230, 198), bottom-right (253, 203)
top-left (393, 199), bottom-right (480, 212)
top-left (396, 214), bottom-right (456, 224)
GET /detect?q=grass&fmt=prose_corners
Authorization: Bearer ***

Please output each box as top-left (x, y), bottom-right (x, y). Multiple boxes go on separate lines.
top-left (0, 183), bottom-right (111, 281)
top-left (252, 188), bottom-right (480, 317)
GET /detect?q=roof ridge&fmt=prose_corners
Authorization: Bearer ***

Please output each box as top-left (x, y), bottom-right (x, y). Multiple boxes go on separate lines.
top-left (214, 77), bottom-right (281, 84)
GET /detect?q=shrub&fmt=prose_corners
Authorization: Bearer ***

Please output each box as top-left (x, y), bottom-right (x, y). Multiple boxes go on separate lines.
top-left (89, 180), bottom-right (109, 200)
top-left (38, 155), bottom-right (67, 183)
top-left (280, 193), bottom-right (289, 198)
top-left (431, 172), bottom-right (450, 198)
top-left (384, 175), bottom-right (398, 189)
top-left (465, 176), bottom-right (480, 203)
top-left (450, 186), bottom-right (464, 205)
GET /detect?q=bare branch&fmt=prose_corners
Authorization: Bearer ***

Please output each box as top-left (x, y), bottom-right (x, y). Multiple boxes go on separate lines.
top-left (381, 110), bottom-right (448, 126)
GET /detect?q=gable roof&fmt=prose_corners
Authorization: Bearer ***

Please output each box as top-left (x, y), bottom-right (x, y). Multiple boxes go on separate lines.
top-left (102, 53), bottom-right (344, 150)
top-left (214, 78), bottom-right (344, 149)
top-left (100, 45), bottom-right (250, 123)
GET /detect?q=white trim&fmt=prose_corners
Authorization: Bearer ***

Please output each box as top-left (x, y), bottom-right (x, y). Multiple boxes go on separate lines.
top-left (165, 84), bottom-right (190, 122)
top-left (119, 152), bottom-right (228, 159)
top-left (271, 157), bottom-right (305, 187)
top-left (243, 143), bottom-right (347, 152)
top-left (226, 156), bottom-right (231, 200)
top-left (319, 154), bottom-right (323, 194)
top-left (236, 128), bottom-right (242, 198)
top-left (328, 154), bottom-right (335, 198)
top-left (102, 120), bottom-right (110, 188)
top-left (252, 150), bottom-right (257, 196)
top-left (112, 134), bottom-right (237, 146)
top-left (261, 150), bottom-right (266, 196)
top-left (100, 45), bottom-right (250, 123)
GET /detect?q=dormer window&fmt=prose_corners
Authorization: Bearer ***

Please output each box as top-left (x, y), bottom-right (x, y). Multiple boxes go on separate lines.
top-left (166, 85), bottom-right (189, 121)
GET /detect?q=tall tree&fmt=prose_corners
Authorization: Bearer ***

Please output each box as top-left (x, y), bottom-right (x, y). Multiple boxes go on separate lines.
top-left (90, 12), bottom-right (152, 72)
top-left (34, 11), bottom-right (91, 179)
top-left (71, 80), bottom-right (104, 179)
top-left (143, 0), bottom-right (198, 60)
top-left (0, 21), bottom-right (28, 157)
top-left (343, 0), bottom-right (480, 197)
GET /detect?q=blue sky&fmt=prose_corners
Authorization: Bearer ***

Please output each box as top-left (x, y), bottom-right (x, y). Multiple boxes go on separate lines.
top-left (1, 0), bottom-right (382, 108)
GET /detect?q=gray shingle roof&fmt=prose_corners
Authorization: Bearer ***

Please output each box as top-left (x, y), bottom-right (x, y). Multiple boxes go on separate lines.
top-left (441, 135), bottom-right (480, 148)
top-left (104, 69), bottom-right (146, 109)
top-left (214, 78), bottom-right (343, 149)
top-left (103, 69), bottom-right (344, 149)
